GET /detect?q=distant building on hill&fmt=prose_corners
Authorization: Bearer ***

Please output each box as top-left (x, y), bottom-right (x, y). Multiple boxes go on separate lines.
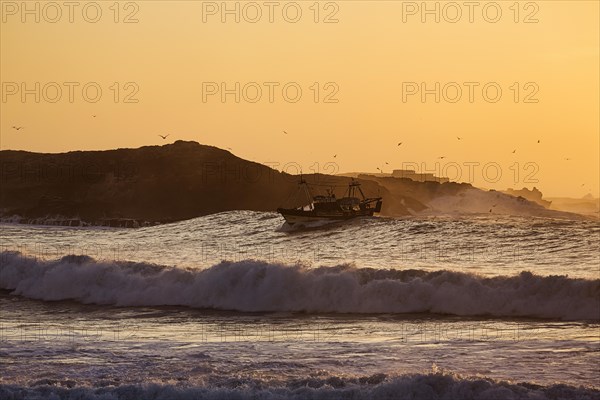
top-left (391, 169), bottom-right (450, 183)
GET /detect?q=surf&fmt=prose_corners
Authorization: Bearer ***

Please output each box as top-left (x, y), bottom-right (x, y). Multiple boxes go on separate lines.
top-left (1, 251), bottom-right (598, 321)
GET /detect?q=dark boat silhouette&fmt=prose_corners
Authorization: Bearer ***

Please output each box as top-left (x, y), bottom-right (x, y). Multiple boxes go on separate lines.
top-left (277, 178), bottom-right (382, 226)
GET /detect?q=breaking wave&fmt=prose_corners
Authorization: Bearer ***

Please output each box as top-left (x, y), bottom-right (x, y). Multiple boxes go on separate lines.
top-left (1, 251), bottom-right (598, 320)
top-left (1, 372), bottom-right (599, 400)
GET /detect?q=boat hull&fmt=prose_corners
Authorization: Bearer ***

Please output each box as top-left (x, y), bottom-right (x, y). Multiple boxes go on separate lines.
top-left (277, 208), bottom-right (376, 226)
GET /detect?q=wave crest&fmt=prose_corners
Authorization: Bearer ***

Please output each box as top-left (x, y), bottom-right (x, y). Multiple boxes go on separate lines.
top-left (0, 372), bottom-right (598, 400)
top-left (1, 251), bottom-right (598, 320)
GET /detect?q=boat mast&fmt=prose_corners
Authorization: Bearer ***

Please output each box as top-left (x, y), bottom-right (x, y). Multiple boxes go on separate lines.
top-left (299, 172), bottom-right (313, 207)
top-left (356, 183), bottom-right (366, 200)
top-left (347, 179), bottom-right (366, 200)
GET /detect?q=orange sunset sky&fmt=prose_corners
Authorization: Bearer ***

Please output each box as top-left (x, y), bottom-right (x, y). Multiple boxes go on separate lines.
top-left (1, 0), bottom-right (598, 197)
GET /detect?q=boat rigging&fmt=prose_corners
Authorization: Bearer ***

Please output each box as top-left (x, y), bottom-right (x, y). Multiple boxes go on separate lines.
top-left (277, 177), bottom-right (383, 226)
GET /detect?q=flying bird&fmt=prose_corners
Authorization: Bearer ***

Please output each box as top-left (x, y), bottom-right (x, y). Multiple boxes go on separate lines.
top-left (158, 134), bottom-right (170, 140)
top-left (12, 126), bottom-right (24, 131)
top-left (283, 131), bottom-right (288, 134)
top-left (564, 158), bottom-right (572, 161)
top-left (397, 142), bottom-right (402, 146)
top-left (457, 136), bottom-right (461, 140)
top-left (537, 140), bottom-right (540, 143)
top-left (385, 162), bottom-right (389, 165)
top-left (437, 156), bottom-right (446, 159)
top-left (512, 149), bottom-right (516, 154)
top-left (92, 115), bottom-right (97, 118)
top-left (333, 154), bottom-right (337, 158)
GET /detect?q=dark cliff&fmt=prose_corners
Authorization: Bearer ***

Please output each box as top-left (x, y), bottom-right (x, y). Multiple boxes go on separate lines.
top-left (0, 141), bottom-right (401, 223)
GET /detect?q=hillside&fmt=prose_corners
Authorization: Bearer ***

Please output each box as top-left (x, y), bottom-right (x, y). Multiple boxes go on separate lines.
top-left (0, 141), bottom-right (590, 225)
top-left (0, 141), bottom-right (395, 224)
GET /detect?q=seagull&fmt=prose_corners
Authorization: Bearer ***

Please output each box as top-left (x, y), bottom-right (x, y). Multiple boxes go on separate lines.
top-left (457, 136), bottom-right (461, 140)
top-left (564, 157), bottom-right (572, 161)
top-left (437, 156), bottom-right (446, 159)
top-left (12, 126), bottom-right (24, 131)
top-left (92, 115), bottom-right (97, 118)
top-left (376, 167), bottom-right (382, 172)
top-left (158, 134), bottom-right (170, 140)
top-left (512, 149), bottom-right (516, 154)
top-left (333, 154), bottom-right (337, 158)
top-left (385, 162), bottom-right (389, 165)
top-left (283, 131), bottom-right (288, 134)
top-left (397, 142), bottom-right (403, 146)
top-left (537, 140), bottom-right (540, 143)
top-left (489, 209), bottom-right (493, 213)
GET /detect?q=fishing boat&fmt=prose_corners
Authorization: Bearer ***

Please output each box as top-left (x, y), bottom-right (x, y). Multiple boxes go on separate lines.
top-left (277, 177), bottom-right (382, 226)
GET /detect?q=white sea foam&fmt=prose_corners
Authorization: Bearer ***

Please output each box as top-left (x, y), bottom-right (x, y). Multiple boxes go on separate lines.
top-left (0, 373), bottom-right (598, 400)
top-left (1, 251), bottom-right (598, 320)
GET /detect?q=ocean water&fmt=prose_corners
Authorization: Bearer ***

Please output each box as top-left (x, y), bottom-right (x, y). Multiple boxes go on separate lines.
top-left (1, 212), bottom-right (599, 399)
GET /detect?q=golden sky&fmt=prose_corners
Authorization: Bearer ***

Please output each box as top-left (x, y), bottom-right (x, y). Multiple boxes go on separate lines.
top-left (1, 0), bottom-right (598, 197)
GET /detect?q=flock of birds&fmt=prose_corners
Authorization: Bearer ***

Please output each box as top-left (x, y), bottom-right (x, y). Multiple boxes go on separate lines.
top-left (284, 133), bottom-right (571, 165)
top-left (8, 124), bottom-right (578, 164)
top-left (8, 125), bottom-right (583, 188)
top-left (371, 136), bottom-right (574, 173)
